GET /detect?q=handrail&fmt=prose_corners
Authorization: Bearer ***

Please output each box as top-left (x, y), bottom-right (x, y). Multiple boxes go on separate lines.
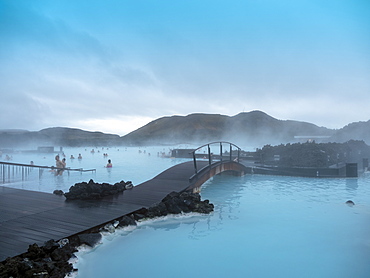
top-left (1, 161), bottom-right (96, 184)
top-left (189, 141), bottom-right (241, 175)
top-left (0, 161), bottom-right (96, 172)
top-left (190, 141), bottom-right (241, 154)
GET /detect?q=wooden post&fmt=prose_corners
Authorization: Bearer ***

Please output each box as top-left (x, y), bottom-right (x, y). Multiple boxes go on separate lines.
top-left (193, 152), bottom-right (197, 174)
top-left (208, 144), bottom-right (211, 165)
top-left (220, 142), bottom-right (223, 162)
top-left (229, 144), bottom-right (232, 161)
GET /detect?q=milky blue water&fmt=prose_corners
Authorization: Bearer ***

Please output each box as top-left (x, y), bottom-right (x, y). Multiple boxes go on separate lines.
top-left (74, 174), bottom-right (370, 278)
top-left (2, 147), bottom-right (370, 278)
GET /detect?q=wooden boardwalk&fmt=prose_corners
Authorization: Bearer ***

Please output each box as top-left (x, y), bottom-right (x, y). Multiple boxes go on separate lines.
top-left (0, 160), bottom-right (211, 261)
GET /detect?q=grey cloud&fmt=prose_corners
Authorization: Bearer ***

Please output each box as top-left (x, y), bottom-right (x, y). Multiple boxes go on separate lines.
top-left (0, 90), bottom-right (51, 130)
top-left (1, 0), bottom-right (369, 134)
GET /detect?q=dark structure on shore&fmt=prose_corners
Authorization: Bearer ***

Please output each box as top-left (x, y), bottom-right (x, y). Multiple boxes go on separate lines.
top-left (171, 140), bottom-right (370, 178)
top-left (250, 140), bottom-right (370, 178)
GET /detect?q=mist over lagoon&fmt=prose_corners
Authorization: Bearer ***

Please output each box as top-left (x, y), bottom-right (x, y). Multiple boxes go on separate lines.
top-left (0, 146), bottom-right (194, 192)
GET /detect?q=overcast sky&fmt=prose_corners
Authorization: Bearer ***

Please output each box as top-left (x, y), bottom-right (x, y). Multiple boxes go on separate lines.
top-left (1, 0), bottom-right (369, 135)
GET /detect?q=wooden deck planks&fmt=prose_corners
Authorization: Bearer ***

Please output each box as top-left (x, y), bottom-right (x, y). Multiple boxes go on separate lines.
top-left (0, 161), bottom-right (202, 261)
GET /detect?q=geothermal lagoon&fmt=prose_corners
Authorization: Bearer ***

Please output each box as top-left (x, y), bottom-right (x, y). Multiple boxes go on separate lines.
top-left (1, 146), bottom-right (370, 278)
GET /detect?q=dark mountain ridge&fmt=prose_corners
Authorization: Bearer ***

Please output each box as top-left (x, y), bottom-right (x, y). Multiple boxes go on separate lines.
top-left (0, 111), bottom-right (369, 148)
top-left (0, 127), bottom-right (120, 148)
top-left (224, 111), bottom-right (334, 146)
top-left (329, 120), bottom-right (370, 143)
top-left (121, 113), bottom-right (230, 145)
top-left (121, 111), bottom-right (336, 146)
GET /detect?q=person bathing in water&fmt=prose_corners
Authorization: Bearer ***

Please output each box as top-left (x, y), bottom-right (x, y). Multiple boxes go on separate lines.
top-left (60, 158), bottom-right (66, 175)
top-left (55, 155), bottom-right (65, 175)
top-left (106, 159), bottom-right (112, 168)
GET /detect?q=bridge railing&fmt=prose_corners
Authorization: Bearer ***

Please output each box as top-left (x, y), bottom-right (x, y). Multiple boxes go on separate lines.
top-left (0, 161), bottom-right (96, 184)
top-left (189, 141), bottom-right (241, 175)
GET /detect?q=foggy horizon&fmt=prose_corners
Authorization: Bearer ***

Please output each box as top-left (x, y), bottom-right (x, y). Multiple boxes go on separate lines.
top-left (0, 109), bottom-right (368, 137)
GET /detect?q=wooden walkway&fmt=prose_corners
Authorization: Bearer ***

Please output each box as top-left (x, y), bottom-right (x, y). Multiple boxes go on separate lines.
top-left (0, 160), bottom-right (211, 261)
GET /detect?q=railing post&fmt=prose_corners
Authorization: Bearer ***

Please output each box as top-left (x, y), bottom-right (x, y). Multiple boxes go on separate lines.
top-left (193, 152), bottom-right (197, 174)
top-left (208, 144), bottom-right (211, 165)
top-left (238, 148), bottom-right (240, 162)
top-left (229, 144), bottom-right (232, 161)
top-left (220, 142), bottom-right (223, 162)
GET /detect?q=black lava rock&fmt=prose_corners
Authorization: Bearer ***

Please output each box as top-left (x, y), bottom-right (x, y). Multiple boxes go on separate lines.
top-left (77, 233), bottom-right (102, 247)
top-left (0, 240), bottom-right (77, 278)
top-left (118, 215), bottom-right (137, 227)
top-left (53, 190), bottom-right (64, 196)
top-left (64, 179), bottom-right (132, 200)
top-left (139, 191), bottom-right (214, 219)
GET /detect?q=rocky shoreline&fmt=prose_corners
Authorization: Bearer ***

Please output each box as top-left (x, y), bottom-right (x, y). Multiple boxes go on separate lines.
top-left (0, 190), bottom-right (214, 277)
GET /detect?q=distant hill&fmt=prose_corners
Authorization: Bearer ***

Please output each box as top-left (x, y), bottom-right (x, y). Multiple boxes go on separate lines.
top-left (120, 113), bottom-right (230, 145)
top-left (0, 130), bottom-right (48, 148)
top-left (120, 111), bottom-right (335, 146)
top-left (38, 127), bottom-right (120, 146)
top-left (224, 111), bottom-right (334, 146)
top-left (1, 111), bottom-right (369, 148)
top-left (0, 127), bottom-right (120, 148)
top-left (327, 121), bottom-right (370, 143)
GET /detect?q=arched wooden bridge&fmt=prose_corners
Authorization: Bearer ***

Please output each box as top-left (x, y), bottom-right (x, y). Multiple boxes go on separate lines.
top-left (0, 142), bottom-right (248, 261)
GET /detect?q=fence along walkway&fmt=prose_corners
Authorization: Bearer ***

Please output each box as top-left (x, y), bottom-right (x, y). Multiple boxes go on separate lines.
top-left (0, 161), bottom-right (96, 184)
top-left (0, 142), bottom-right (246, 261)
